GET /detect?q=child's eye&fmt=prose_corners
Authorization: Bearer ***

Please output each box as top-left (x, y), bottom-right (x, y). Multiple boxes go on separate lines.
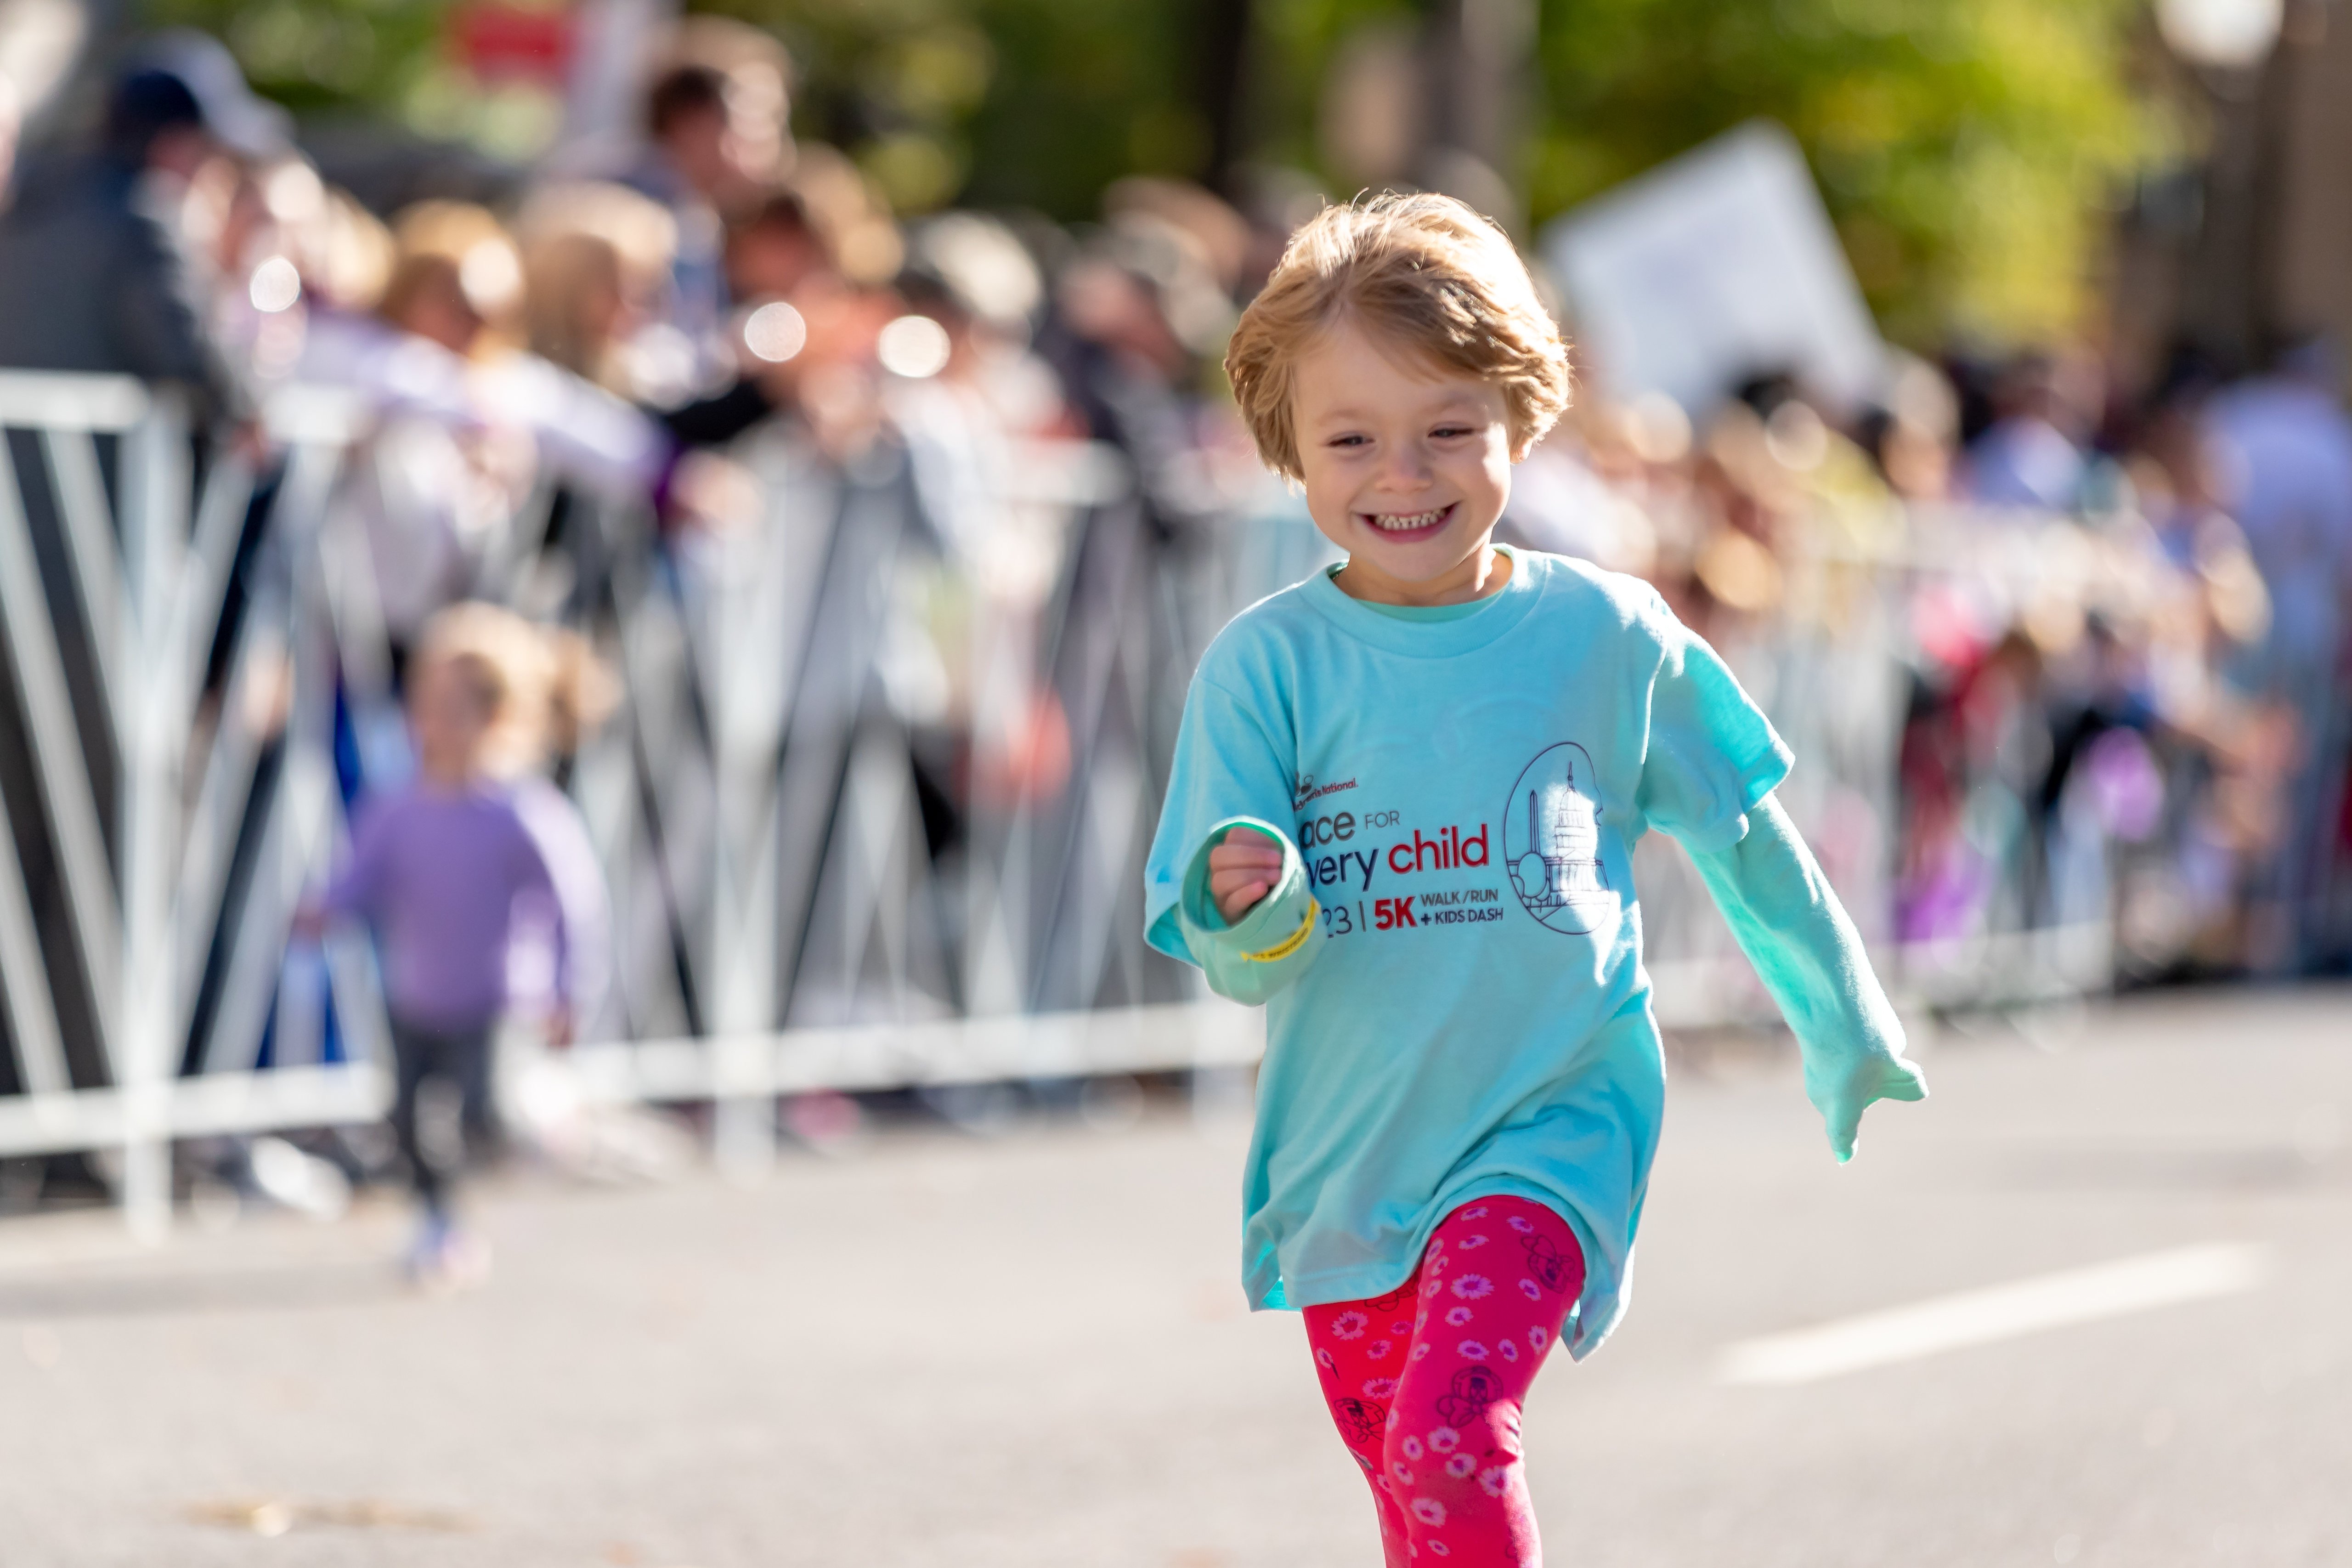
top-left (1328, 434), bottom-right (1369, 448)
top-left (1431, 425), bottom-right (1474, 439)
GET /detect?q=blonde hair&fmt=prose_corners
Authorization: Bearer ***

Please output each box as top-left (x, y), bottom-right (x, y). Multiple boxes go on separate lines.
top-left (1224, 192), bottom-right (1572, 482)
top-left (413, 603), bottom-right (616, 778)
top-left (520, 231), bottom-right (627, 383)
top-left (390, 201), bottom-right (525, 333)
top-left (514, 181), bottom-right (678, 288)
top-left (513, 182), bottom-right (678, 390)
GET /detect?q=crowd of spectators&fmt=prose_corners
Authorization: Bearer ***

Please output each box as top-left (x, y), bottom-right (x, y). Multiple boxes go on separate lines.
top-left (1515, 338), bottom-right (2348, 991)
top-left (0, 20), bottom-right (2346, 1025)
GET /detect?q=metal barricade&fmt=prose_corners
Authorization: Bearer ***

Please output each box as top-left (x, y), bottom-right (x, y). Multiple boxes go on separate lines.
top-left (0, 375), bottom-right (1273, 1229)
top-left (540, 420), bottom-right (1257, 1171)
top-left (0, 372), bottom-right (388, 1235)
top-left (0, 372), bottom-right (2148, 1234)
top-left (1635, 507), bottom-right (2126, 1026)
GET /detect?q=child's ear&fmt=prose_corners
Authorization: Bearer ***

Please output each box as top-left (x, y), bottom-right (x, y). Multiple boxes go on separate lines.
top-left (1506, 415), bottom-right (1542, 464)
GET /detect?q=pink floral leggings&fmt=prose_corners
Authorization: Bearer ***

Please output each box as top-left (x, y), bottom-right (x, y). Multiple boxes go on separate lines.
top-left (1301, 1196), bottom-right (1586, 1566)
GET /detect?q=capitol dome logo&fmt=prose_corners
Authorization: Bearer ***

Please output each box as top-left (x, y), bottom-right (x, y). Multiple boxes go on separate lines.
top-left (1504, 742), bottom-right (1612, 934)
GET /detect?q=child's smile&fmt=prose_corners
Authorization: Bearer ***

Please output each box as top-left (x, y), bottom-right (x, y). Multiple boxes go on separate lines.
top-left (1290, 317), bottom-right (1515, 606)
top-left (1360, 502), bottom-right (1457, 539)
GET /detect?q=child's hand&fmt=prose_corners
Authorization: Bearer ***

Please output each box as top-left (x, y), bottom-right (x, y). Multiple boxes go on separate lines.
top-left (1815, 1054), bottom-right (1928, 1163)
top-left (1208, 826), bottom-right (1285, 925)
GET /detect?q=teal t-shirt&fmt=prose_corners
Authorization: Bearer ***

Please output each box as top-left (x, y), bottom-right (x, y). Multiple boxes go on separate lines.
top-left (1144, 546), bottom-right (1797, 1359)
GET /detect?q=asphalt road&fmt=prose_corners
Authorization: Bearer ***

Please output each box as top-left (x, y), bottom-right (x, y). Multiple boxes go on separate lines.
top-left (2, 986), bottom-right (2347, 1567)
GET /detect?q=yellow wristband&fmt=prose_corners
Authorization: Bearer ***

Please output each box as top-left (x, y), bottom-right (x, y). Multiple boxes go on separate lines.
top-left (1243, 898), bottom-right (1318, 962)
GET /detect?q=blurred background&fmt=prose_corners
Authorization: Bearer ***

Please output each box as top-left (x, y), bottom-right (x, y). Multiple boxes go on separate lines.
top-left (0, 0), bottom-right (2345, 1563)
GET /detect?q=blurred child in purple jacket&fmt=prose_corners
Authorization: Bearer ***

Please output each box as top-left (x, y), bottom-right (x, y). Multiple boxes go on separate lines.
top-left (305, 606), bottom-right (607, 1285)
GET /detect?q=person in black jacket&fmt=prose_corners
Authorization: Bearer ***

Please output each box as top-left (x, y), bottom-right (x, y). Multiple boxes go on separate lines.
top-left (0, 33), bottom-right (286, 425)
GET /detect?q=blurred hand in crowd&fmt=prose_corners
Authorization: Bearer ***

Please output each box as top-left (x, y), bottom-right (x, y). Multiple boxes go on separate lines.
top-left (669, 448), bottom-right (763, 535)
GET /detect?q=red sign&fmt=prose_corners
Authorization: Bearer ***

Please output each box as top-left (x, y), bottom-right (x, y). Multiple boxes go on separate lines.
top-left (448, 3), bottom-right (577, 83)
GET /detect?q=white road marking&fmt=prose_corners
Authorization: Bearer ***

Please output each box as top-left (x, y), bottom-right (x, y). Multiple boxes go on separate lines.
top-left (1719, 1242), bottom-right (2271, 1386)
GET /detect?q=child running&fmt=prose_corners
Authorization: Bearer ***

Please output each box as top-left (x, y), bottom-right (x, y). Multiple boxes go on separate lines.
top-left (1144, 194), bottom-right (1927, 1565)
top-left (302, 604), bottom-right (606, 1287)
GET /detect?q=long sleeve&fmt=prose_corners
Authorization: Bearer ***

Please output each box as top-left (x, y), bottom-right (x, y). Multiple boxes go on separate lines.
top-left (1145, 674), bottom-right (1324, 1005)
top-left (110, 187), bottom-right (249, 426)
top-left (1685, 793), bottom-right (1926, 1160)
top-left (321, 801), bottom-right (391, 923)
top-left (1171, 816), bottom-right (1320, 1005)
top-left (1632, 590), bottom-right (1792, 850)
top-left (511, 779), bottom-right (611, 1024)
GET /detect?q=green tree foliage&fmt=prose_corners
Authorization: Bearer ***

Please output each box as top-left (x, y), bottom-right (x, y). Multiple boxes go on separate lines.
top-left (145, 0), bottom-right (586, 158)
top-left (1518, 0), bottom-right (2166, 342)
top-left (704, 0), bottom-right (1215, 216)
top-left (146, 0), bottom-right (441, 119)
top-left (146, 0), bottom-right (2162, 340)
top-left (939, 0), bottom-right (2165, 341)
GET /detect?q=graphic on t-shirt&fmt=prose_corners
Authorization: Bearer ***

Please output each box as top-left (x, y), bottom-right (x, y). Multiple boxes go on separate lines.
top-left (1503, 742), bottom-right (1612, 934)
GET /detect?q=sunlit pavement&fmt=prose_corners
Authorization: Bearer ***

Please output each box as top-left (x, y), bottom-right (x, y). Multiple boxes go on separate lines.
top-left (3, 987), bottom-right (2347, 1568)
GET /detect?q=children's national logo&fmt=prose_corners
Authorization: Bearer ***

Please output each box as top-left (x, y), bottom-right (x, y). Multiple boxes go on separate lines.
top-left (1503, 742), bottom-right (1612, 934)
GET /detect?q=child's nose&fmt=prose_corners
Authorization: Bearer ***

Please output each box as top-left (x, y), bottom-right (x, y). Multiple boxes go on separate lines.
top-left (1376, 442), bottom-right (1432, 489)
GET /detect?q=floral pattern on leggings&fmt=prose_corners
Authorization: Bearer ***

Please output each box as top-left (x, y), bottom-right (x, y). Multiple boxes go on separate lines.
top-left (1301, 1196), bottom-right (1586, 1567)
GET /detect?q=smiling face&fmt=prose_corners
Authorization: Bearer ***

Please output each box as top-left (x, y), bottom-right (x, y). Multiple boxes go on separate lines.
top-left (1292, 317), bottom-right (1515, 606)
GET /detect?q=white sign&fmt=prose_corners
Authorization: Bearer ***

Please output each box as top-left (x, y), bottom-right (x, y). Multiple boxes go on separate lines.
top-left (1540, 120), bottom-right (1884, 416)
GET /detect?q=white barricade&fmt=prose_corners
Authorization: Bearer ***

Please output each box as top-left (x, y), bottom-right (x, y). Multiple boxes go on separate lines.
top-left (0, 370), bottom-right (2128, 1237)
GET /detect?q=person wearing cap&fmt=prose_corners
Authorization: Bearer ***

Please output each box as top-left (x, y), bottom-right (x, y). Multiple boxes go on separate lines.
top-left (0, 30), bottom-right (286, 425)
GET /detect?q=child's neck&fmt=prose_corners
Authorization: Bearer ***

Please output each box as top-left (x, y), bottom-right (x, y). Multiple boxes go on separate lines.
top-left (1335, 540), bottom-right (1510, 607)
top-left (416, 754), bottom-right (483, 792)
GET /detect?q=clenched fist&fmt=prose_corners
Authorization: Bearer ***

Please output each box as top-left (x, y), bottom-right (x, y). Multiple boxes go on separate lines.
top-left (1208, 825), bottom-right (1285, 925)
